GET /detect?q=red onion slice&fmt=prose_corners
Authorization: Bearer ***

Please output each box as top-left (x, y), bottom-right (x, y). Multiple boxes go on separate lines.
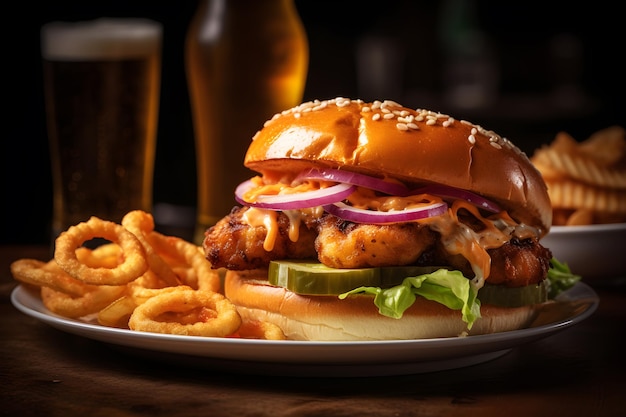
top-left (412, 184), bottom-right (500, 213)
top-left (323, 201), bottom-right (448, 224)
top-left (295, 168), bottom-right (410, 196)
top-left (235, 180), bottom-right (356, 210)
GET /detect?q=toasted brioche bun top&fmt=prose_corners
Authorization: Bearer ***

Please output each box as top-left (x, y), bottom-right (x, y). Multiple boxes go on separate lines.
top-left (245, 98), bottom-right (552, 235)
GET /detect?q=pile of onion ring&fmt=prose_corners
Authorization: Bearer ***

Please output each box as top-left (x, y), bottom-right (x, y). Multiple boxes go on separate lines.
top-left (10, 210), bottom-right (285, 340)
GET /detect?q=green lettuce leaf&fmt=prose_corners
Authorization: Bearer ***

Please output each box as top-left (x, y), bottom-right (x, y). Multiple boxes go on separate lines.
top-left (547, 257), bottom-right (581, 298)
top-left (339, 269), bottom-right (481, 329)
top-left (338, 258), bottom-right (579, 330)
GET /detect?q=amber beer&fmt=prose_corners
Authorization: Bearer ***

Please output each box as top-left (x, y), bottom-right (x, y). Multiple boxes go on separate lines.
top-left (185, 0), bottom-right (309, 243)
top-left (41, 19), bottom-right (162, 237)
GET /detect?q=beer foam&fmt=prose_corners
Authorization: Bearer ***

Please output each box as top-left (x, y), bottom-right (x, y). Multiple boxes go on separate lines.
top-left (41, 18), bottom-right (162, 61)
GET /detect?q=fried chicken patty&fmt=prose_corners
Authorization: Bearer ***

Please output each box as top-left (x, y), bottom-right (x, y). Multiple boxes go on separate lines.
top-left (203, 206), bottom-right (317, 270)
top-left (415, 237), bottom-right (552, 287)
top-left (203, 206), bottom-right (552, 287)
top-left (315, 215), bottom-right (436, 268)
top-left (487, 238), bottom-right (552, 286)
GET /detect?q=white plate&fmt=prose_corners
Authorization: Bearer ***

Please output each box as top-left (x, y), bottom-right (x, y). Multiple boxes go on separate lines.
top-left (11, 283), bottom-right (598, 377)
top-left (541, 223), bottom-right (626, 280)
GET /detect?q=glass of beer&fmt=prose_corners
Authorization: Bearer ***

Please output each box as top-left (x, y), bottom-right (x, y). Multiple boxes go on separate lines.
top-left (41, 18), bottom-right (162, 239)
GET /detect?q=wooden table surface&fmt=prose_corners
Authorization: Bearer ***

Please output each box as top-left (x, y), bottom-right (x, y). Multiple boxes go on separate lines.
top-left (1, 245), bottom-right (625, 417)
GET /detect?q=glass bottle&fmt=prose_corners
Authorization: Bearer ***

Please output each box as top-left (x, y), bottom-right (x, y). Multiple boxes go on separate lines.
top-left (185, 0), bottom-right (309, 243)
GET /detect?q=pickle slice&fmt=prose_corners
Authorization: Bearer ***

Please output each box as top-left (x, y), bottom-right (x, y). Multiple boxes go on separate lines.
top-left (268, 260), bottom-right (439, 295)
top-left (477, 281), bottom-right (549, 307)
top-left (269, 260), bottom-right (550, 305)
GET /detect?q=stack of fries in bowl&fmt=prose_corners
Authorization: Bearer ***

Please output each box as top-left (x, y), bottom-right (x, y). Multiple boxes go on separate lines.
top-left (532, 126), bottom-right (626, 280)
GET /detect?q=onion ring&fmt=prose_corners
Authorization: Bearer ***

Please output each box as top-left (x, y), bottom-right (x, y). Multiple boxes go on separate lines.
top-left (295, 168), bottom-right (410, 196)
top-left (146, 231), bottom-right (220, 292)
top-left (75, 243), bottom-right (122, 269)
top-left (98, 280), bottom-right (180, 328)
top-left (54, 216), bottom-right (148, 285)
top-left (324, 201), bottom-right (448, 224)
top-left (235, 179), bottom-right (356, 210)
top-left (128, 284), bottom-right (187, 304)
top-left (41, 284), bottom-right (127, 319)
top-left (11, 259), bottom-right (91, 297)
top-left (411, 184), bottom-right (501, 213)
top-left (129, 269), bottom-right (171, 292)
top-left (128, 288), bottom-right (241, 337)
top-left (122, 210), bottom-right (181, 286)
top-left (231, 320), bottom-right (286, 340)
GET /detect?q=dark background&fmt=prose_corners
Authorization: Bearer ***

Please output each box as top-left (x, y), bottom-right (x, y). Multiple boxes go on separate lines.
top-left (2, 0), bottom-right (623, 245)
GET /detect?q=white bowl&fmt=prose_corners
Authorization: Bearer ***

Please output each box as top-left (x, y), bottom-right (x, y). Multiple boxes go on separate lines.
top-left (540, 223), bottom-right (626, 280)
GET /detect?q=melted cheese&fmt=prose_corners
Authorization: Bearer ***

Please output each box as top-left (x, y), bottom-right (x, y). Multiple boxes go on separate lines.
top-left (242, 207), bottom-right (278, 252)
top-left (424, 200), bottom-right (513, 290)
top-left (283, 210), bottom-right (302, 242)
top-left (243, 206), bottom-right (325, 251)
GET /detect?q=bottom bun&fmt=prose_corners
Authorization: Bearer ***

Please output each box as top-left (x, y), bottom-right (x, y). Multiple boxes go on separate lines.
top-left (224, 270), bottom-right (544, 341)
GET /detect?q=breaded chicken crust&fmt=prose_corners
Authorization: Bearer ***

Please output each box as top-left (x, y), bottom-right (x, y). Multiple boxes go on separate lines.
top-left (203, 206), bottom-right (317, 270)
top-left (315, 215), bottom-right (436, 268)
